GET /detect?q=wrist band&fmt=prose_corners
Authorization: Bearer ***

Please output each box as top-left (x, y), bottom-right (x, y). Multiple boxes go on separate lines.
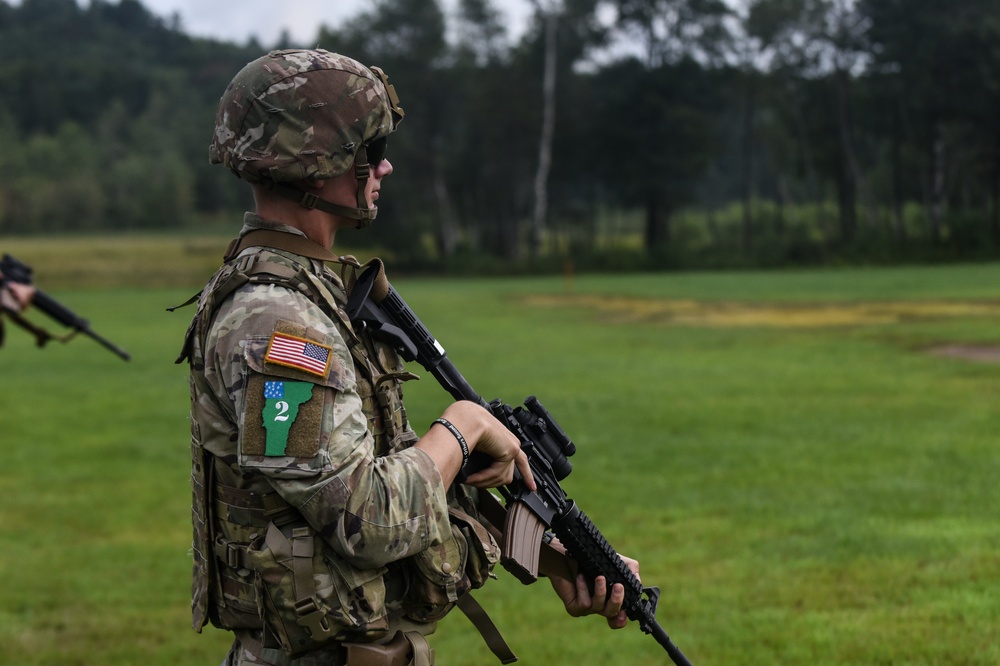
top-left (432, 418), bottom-right (469, 467)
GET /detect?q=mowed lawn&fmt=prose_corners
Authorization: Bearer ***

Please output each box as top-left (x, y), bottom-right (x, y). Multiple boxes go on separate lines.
top-left (1, 251), bottom-right (999, 665)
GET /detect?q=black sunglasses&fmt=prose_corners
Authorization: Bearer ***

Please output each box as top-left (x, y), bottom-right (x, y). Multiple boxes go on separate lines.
top-left (364, 136), bottom-right (388, 165)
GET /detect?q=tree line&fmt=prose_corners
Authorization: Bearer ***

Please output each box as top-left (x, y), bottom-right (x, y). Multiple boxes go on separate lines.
top-left (1, 0), bottom-right (999, 271)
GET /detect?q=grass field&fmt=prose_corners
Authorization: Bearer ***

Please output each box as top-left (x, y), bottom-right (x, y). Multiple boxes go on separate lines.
top-left (2, 239), bottom-right (999, 665)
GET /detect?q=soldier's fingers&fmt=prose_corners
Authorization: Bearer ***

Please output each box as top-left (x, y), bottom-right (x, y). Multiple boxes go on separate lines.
top-left (607, 610), bottom-right (629, 630)
top-left (514, 450), bottom-right (535, 491)
top-left (465, 460), bottom-right (514, 488)
top-left (571, 574), bottom-right (592, 616)
top-left (606, 582), bottom-right (625, 615)
top-left (621, 555), bottom-right (640, 581)
top-left (590, 575), bottom-right (608, 612)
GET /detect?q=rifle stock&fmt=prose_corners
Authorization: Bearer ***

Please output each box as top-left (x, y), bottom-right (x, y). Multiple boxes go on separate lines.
top-left (346, 261), bottom-right (693, 666)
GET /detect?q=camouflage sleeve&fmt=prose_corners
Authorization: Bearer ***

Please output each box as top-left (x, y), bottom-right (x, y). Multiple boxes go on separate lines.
top-left (206, 281), bottom-right (452, 569)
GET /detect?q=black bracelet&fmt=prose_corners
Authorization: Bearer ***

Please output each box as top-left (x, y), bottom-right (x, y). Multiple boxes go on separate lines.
top-left (432, 418), bottom-right (469, 467)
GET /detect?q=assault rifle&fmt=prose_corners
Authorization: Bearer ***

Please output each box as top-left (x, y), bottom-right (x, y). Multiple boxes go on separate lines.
top-left (0, 254), bottom-right (130, 361)
top-left (345, 259), bottom-right (692, 666)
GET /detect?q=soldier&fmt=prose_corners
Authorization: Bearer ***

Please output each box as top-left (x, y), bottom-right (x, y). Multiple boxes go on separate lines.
top-left (178, 49), bottom-right (638, 666)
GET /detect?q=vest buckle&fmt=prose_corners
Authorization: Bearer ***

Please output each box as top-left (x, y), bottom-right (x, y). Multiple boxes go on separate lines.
top-left (294, 597), bottom-right (336, 640)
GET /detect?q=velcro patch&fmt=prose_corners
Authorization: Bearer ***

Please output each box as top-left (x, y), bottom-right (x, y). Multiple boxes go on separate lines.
top-left (265, 332), bottom-right (332, 378)
top-left (242, 374), bottom-right (323, 460)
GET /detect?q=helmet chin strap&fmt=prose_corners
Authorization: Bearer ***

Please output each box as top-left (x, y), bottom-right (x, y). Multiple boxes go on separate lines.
top-left (266, 144), bottom-right (378, 229)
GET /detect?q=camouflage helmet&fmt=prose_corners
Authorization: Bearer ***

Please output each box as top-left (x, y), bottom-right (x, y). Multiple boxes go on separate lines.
top-left (210, 49), bottom-right (404, 183)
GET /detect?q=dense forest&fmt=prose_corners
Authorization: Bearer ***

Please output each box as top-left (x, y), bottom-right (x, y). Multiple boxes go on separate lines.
top-left (2, 0), bottom-right (1000, 270)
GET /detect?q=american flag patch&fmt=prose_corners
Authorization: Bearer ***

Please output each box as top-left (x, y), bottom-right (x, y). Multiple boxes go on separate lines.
top-left (264, 333), bottom-right (332, 377)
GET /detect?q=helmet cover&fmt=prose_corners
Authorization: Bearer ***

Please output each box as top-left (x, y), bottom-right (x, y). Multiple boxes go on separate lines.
top-left (210, 49), bottom-right (402, 183)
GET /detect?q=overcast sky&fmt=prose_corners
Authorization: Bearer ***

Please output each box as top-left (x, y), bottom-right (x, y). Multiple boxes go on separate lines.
top-left (135, 0), bottom-right (533, 47)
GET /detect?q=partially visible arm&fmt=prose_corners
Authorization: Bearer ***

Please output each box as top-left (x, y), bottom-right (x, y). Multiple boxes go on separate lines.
top-left (0, 273), bottom-right (35, 312)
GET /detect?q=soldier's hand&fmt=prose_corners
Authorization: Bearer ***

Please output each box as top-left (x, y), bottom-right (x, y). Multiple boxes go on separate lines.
top-left (463, 411), bottom-right (534, 491)
top-left (420, 401), bottom-right (535, 491)
top-left (549, 550), bottom-right (640, 629)
top-left (0, 280), bottom-right (35, 312)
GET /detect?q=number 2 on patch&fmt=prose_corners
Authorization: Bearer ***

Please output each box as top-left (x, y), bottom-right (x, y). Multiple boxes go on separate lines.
top-left (262, 381), bottom-right (314, 457)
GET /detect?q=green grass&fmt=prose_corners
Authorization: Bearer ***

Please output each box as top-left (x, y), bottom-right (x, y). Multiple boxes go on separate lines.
top-left (2, 252), bottom-right (1000, 664)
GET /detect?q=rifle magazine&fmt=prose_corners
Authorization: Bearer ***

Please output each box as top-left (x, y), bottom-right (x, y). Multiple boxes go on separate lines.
top-left (500, 502), bottom-right (546, 585)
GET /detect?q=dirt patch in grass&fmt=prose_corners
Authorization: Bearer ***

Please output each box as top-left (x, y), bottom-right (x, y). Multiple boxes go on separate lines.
top-left (526, 294), bottom-right (1000, 364)
top-left (524, 294), bottom-right (1000, 328)
top-left (926, 344), bottom-right (1000, 364)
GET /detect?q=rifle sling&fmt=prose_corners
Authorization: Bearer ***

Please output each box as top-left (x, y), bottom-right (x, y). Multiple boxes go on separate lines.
top-left (456, 593), bottom-right (518, 664)
top-left (2, 308), bottom-right (75, 348)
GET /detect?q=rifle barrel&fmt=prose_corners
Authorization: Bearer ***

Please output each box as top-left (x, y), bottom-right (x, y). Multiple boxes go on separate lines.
top-left (82, 328), bottom-right (132, 361)
top-left (649, 622), bottom-right (693, 666)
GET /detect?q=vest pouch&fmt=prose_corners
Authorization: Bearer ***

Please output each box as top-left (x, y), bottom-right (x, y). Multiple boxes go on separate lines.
top-left (448, 508), bottom-right (501, 589)
top-left (403, 522), bottom-right (471, 623)
top-left (246, 522), bottom-right (389, 656)
top-left (375, 373), bottom-right (419, 454)
top-left (212, 557), bottom-right (265, 631)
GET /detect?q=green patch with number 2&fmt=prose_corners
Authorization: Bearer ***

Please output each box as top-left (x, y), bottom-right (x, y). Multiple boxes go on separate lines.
top-left (262, 380), bottom-right (314, 456)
